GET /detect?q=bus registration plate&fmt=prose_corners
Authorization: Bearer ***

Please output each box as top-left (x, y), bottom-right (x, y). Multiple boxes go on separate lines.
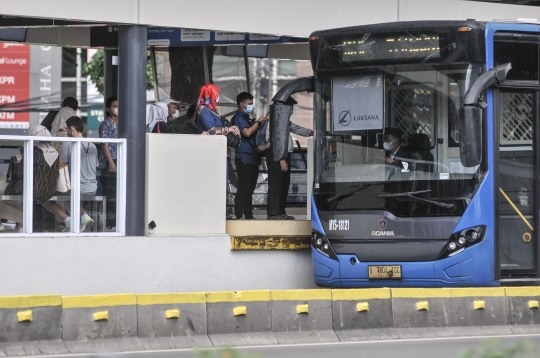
top-left (368, 265), bottom-right (402, 279)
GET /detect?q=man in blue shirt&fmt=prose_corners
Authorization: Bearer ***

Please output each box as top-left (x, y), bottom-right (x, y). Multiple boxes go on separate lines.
top-left (232, 92), bottom-right (267, 220)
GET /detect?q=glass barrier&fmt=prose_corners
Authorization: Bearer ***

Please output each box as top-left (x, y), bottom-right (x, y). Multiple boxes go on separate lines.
top-left (0, 135), bottom-right (125, 235)
top-left (0, 139), bottom-right (26, 234)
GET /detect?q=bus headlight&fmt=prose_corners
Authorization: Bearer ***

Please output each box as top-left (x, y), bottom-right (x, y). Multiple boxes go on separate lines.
top-left (437, 226), bottom-right (486, 260)
top-left (311, 231), bottom-right (338, 260)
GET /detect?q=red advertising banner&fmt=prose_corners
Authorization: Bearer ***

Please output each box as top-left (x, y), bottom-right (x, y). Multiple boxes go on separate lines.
top-left (0, 42), bottom-right (30, 129)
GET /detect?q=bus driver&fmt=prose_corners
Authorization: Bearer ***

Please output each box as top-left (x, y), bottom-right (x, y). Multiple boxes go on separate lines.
top-left (383, 127), bottom-right (408, 171)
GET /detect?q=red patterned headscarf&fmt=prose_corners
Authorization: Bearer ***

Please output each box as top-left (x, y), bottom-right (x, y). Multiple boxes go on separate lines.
top-left (196, 83), bottom-right (220, 113)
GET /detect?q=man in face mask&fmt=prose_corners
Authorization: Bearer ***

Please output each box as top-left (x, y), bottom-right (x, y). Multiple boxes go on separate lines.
top-left (383, 127), bottom-right (408, 170)
top-left (230, 92), bottom-right (267, 220)
top-left (162, 98), bottom-right (181, 133)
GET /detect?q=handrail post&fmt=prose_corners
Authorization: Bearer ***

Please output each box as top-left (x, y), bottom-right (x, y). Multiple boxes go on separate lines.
top-left (71, 141), bottom-right (81, 233)
top-left (23, 139), bottom-right (33, 234)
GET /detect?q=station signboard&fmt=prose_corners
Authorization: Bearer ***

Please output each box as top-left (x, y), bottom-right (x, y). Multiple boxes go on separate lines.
top-left (147, 27), bottom-right (294, 46)
top-left (0, 42), bottom-right (30, 129)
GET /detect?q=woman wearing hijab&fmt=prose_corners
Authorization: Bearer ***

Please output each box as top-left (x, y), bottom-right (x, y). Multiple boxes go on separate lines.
top-left (195, 84), bottom-right (241, 219)
top-left (147, 102), bottom-right (171, 133)
top-left (0, 125), bottom-right (59, 232)
top-left (196, 83), bottom-right (240, 137)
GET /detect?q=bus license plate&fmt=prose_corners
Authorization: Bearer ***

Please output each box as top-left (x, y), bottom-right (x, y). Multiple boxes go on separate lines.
top-left (368, 265), bottom-right (402, 279)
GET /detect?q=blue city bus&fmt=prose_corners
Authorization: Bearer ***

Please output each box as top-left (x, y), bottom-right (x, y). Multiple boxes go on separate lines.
top-left (271, 19), bottom-right (540, 287)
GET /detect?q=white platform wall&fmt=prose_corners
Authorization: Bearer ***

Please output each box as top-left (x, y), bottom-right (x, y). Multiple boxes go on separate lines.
top-left (0, 236), bottom-right (316, 295)
top-left (145, 133), bottom-right (226, 236)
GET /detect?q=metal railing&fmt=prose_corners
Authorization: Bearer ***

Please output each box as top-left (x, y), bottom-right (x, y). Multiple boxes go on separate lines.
top-left (0, 135), bottom-right (126, 236)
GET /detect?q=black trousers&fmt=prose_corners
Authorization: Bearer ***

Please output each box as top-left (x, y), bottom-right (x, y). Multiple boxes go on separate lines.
top-left (267, 156), bottom-right (290, 217)
top-left (100, 160), bottom-right (117, 228)
top-left (234, 158), bottom-right (259, 219)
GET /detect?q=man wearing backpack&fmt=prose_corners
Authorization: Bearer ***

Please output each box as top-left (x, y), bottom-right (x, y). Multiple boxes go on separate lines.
top-left (266, 97), bottom-right (313, 220)
top-left (231, 92), bottom-right (267, 220)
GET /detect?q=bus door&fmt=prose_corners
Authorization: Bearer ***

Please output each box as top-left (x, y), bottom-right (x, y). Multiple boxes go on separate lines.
top-left (494, 32), bottom-right (540, 279)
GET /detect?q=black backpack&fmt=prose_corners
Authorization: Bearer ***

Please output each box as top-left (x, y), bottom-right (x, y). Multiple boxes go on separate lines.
top-left (40, 110), bottom-right (59, 132)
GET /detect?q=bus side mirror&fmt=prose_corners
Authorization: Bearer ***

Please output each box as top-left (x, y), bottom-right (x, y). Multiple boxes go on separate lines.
top-left (457, 107), bottom-right (482, 167)
top-left (269, 103), bottom-right (292, 162)
top-left (457, 62), bottom-right (511, 168)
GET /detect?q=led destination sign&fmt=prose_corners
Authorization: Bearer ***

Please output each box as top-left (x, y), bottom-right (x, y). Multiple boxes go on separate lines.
top-left (341, 33), bottom-right (441, 62)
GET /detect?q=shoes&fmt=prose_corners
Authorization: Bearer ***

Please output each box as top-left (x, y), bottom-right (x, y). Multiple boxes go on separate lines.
top-left (64, 217), bottom-right (71, 232)
top-left (80, 215), bottom-right (94, 232)
top-left (227, 215), bottom-right (239, 220)
top-left (267, 214), bottom-right (295, 220)
top-left (0, 224), bottom-right (5, 232)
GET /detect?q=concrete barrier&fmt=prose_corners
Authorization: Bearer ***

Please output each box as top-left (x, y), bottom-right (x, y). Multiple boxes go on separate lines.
top-left (448, 288), bottom-right (509, 336)
top-left (206, 290), bottom-right (276, 346)
top-left (137, 293), bottom-right (212, 349)
top-left (62, 294), bottom-right (142, 353)
top-left (4, 287), bottom-right (540, 354)
top-left (270, 290), bottom-right (337, 343)
top-left (332, 288), bottom-right (394, 341)
top-left (505, 287), bottom-right (540, 334)
top-left (0, 295), bottom-right (67, 355)
top-left (392, 288), bottom-right (453, 338)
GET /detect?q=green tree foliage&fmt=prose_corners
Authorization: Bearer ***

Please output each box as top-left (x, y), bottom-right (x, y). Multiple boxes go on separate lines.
top-left (192, 347), bottom-right (260, 358)
top-left (82, 50), bottom-right (154, 95)
top-left (460, 339), bottom-right (537, 358)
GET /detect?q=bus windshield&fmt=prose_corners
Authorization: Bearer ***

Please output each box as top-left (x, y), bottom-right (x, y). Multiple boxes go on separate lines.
top-left (313, 64), bottom-right (484, 216)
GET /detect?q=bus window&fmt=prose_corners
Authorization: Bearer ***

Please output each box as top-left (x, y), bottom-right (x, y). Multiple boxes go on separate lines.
top-left (494, 33), bottom-right (539, 82)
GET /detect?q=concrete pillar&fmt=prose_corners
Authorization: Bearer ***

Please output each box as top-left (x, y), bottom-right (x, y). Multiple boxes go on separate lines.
top-left (104, 49), bottom-right (118, 102)
top-left (118, 25), bottom-right (147, 236)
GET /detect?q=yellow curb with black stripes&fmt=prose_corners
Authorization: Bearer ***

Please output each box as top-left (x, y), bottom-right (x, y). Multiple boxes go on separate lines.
top-left (229, 236), bottom-right (311, 250)
top-left (3, 288), bottom-right (540, 346)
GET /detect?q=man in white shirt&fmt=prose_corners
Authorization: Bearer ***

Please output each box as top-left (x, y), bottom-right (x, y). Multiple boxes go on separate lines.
top-left (58, 116), bottom-right (98, 231)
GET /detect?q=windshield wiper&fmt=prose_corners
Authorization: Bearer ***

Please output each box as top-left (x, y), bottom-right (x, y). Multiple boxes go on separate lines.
top-left (377, 190), bottom-right (455, 209)
top-left (326, 182), bottom-right (379, 203)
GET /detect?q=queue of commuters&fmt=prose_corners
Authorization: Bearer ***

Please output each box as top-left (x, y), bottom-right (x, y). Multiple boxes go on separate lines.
top-left (188, 83), bottom-right (312, 220)
top-left (147, 83), bottom-right (312, 220)
top-left (0, 85), bottom-right (311, 233)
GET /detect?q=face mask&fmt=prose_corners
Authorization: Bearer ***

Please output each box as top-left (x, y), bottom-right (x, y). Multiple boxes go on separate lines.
top-left (67, 130), bottom-right (72, 137)
top-left (383, 141), bottom-right (393, 151)
top-left (216, 95), bottom-right (220, 103)
top-left (110, 108), bottom-right (118, 117)
top-left (244, 104), bottom-right (254, 114)
top-left (172, 110), bottom-right (180, 119)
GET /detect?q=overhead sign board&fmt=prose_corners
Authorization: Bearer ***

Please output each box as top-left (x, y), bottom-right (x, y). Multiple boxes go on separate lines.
top-left (332, 75), bottom-right (384, 132)
top-left (147, 27), bottom-right (295, 46)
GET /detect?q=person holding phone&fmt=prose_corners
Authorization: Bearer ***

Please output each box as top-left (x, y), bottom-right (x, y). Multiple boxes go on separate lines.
top-left (231, 92), bottom-right (267, 220)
